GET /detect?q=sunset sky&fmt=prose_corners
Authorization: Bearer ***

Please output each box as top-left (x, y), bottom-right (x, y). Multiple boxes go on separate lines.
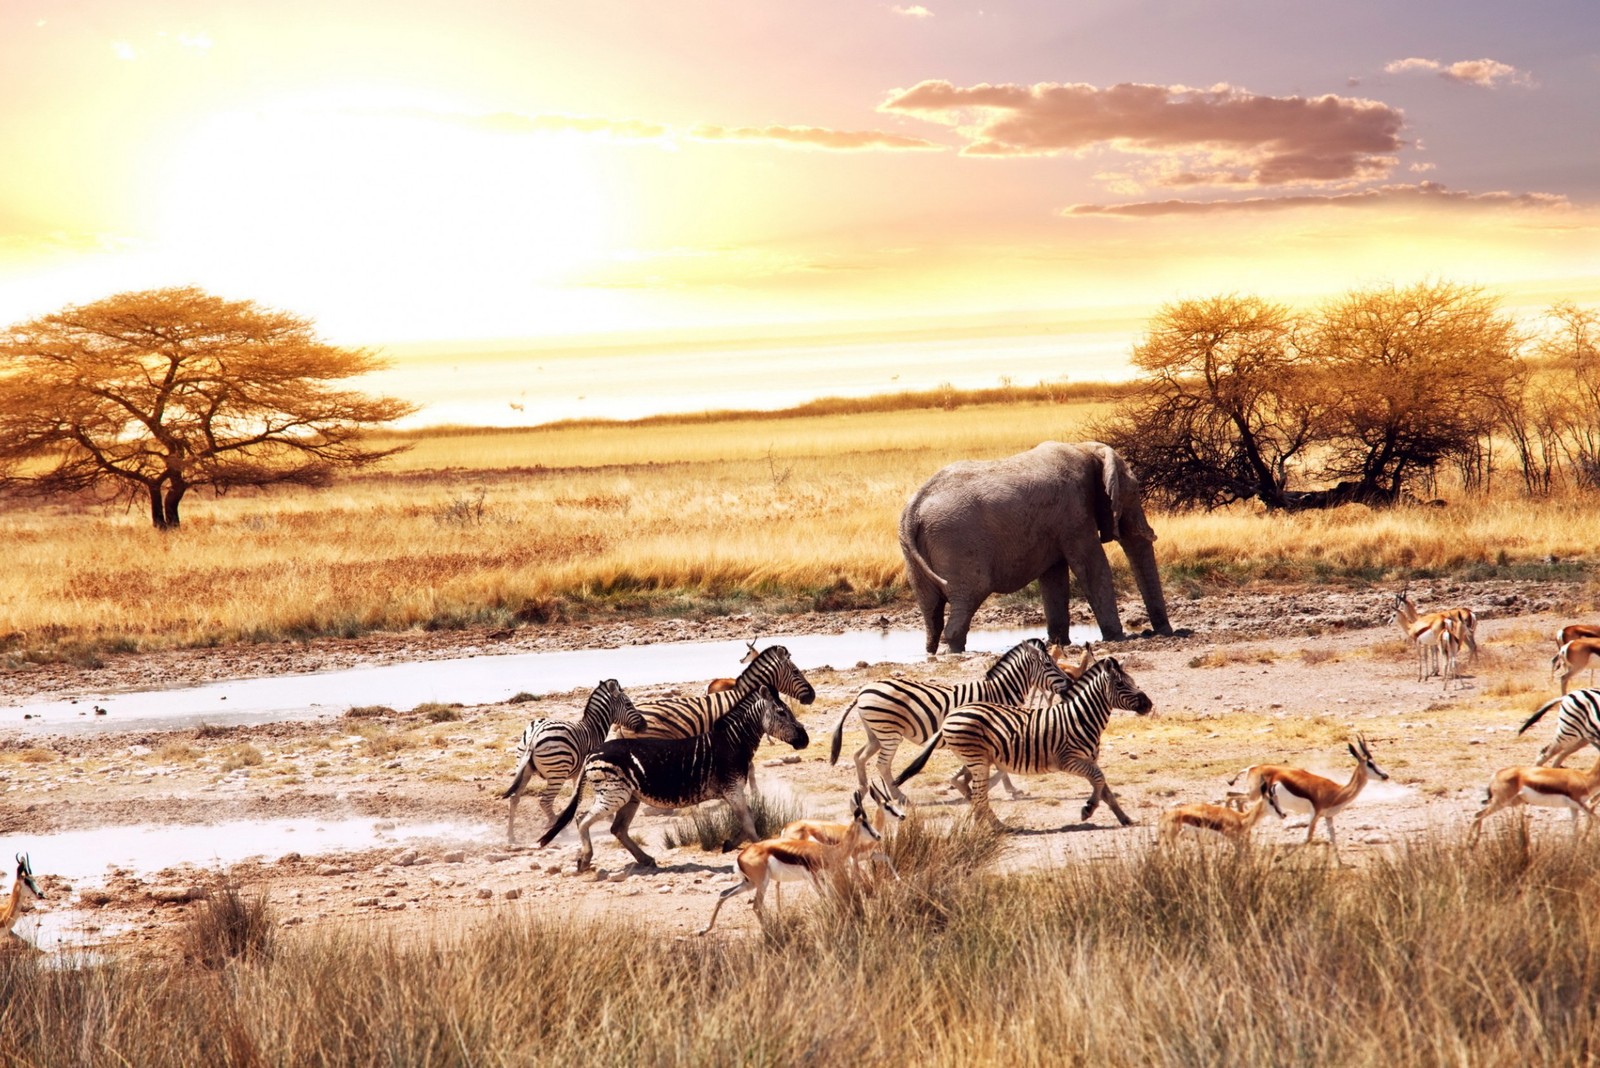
top-left (3, 1), bottom-right (1597, 421)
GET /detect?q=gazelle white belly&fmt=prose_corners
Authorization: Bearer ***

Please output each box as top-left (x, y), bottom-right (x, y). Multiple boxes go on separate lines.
top-left (764, 856), bottom-right (821, 885)
top-left (1275, 790), bottom-right (1315, 817)
top-left (1519, 786), bottom-right (1581, 810)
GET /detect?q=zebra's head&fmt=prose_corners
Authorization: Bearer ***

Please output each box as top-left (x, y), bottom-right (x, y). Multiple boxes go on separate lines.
top-left (752, 684), bottom-right (810, 750)
top-left (1085, 656), bottom-right (1154, 716)
top-left (14, 853), bottom-right (41, 904)
top-left (1348, 734), bottom-right (1389, 781)
top-left (748, 645), bottom-right (817, 706)
top-left (594, 678), bottom-right (646, 733)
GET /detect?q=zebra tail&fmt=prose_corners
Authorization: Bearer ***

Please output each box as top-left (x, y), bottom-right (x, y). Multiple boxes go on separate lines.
top-left (893, 731), bottom-right (944, 787)
top-left (537, 763), bottom-right (589, 848)
top-left (499, 758), bottom-right (535, 801)
top-left (828, 695), bottom-right (862, 765)
top-left (1519, 696), bottom-right (1564, 736)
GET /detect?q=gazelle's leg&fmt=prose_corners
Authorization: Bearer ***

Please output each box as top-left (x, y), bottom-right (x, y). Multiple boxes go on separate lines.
top-left (699, 875), bottom-right (755, 935)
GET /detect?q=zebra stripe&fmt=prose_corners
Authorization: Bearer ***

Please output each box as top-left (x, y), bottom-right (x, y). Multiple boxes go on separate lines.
top-left (625, 645), bottom-right (816, 739)
top-left (500, 679), bottom-right (644, 843)
top-left (1519, 689), bottom-right (1600, 767)
top-left (894, 657), bottom-right (1153, 827)
top-left (828, 638), bottom-right (1075, 800)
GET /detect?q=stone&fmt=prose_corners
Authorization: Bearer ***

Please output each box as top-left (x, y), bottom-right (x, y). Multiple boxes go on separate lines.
top-left (503, 888), bottom-right (521, 900)
top-left (149, 885), bottom-right (204, 904)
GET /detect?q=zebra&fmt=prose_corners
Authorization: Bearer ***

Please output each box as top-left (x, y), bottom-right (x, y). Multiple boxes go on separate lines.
top-left (624, 645), bottom-right (816, 739)
top-left (1518, 689), bottom-right (1600, 767)
top-left (499, 679), bottom-right (646, 844)
top-left (894, 656), bottom-right (1153, 828)
top-left (827, 638), bottom-right (1078, 802)
top-left (538, 684), bottom-right (810, 872)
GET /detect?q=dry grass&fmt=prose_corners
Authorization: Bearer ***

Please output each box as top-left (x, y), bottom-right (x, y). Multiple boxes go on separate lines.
top-left (0, 390), bottom-right (1595, 660)
top-left (156, 741), bottom-right (200, 763)
top-left (4, 748), bottom-right (58, 764)
top-left (219, 744), bottom-right (264, 772)
top-left (1187, 646), bottom-right (1279, 668)
top-left (7, 828), bottom-right (1600, 1065)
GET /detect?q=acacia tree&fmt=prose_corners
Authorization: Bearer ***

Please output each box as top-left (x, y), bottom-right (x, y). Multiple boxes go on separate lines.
top-left (0, 287), bottom-right (416, 529)
top-left (1092, 295), bottom-right (1324, 510)
top-left (1309, 281), bottom-right (1520, 502)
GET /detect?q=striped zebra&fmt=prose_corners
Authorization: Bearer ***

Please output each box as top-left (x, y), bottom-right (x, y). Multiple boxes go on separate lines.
top-left (827, 638), bottom-right (1077, 802)
top-left (1518, 689), bottom-right (1600, 767)
top-left (538, 685), bottom-right (809, 872)
top-left (500, 679), bottom-right (645, 844)
top-left (625, 645), bottom-right (816, 739)
top-left (894, 656), bottom-right (1153, 827)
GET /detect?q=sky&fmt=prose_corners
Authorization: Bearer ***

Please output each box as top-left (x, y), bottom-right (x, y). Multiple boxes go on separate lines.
top-left (2, 1), bottom-right (1597, 422)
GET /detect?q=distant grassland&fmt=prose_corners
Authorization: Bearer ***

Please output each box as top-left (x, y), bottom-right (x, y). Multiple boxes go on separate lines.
top-left (0, 384), bottom-right (1594, 661)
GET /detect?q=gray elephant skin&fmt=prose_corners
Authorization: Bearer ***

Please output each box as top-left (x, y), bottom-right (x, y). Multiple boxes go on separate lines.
top-left (899, 440), bottom-right (1173, 653)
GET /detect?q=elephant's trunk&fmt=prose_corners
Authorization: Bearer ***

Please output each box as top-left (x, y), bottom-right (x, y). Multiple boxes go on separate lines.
top-left (1120, 534), bottom-right (1173, 636)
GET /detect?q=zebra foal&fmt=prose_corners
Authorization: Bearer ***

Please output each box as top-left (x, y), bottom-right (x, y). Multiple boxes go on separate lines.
top-left (894, 656), bottom-right (1153, 827)
top-left (500, 679), bottom-right (646, 844)
top-left (828, 638), bottom-right (1078, 802)
top-left (538, 685), bottom-right (809, 872)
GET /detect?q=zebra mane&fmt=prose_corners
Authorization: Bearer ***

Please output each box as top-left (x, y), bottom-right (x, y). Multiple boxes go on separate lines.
top-left (742, 645), bottom-right (790, 677)
top-left (984, 639), bottom-right (1047, 681)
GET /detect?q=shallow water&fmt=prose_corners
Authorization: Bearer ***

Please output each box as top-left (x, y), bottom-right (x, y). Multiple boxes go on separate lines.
top-left (1, 624), bottom-right (1097, 735)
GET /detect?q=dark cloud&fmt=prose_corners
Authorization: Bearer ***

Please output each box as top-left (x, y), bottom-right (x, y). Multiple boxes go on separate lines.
top-left (881, 79), bottom-right (1405, 186)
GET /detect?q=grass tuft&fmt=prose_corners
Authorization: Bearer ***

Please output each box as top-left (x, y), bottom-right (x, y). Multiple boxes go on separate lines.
top-left (180, 884), bottom-right (275, 969)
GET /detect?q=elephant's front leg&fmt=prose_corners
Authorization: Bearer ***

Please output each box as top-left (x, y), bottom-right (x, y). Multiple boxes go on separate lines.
top-left (1039, 562), bottom-right (1072, 648)
top-left (1067, 548), bottom-right (1126, 641)
top-left (943, 593), bottom-right (986, 654)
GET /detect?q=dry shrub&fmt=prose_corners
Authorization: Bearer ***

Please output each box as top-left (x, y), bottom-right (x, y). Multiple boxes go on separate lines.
top-left (1187, 646), bottom-right (1276, 668)
top-left (157, 741), bottom-right (200, 763)
top-left (9, 748), bottom-right (57, 764)
top-left (181, 884), bottom-right (275, 969)
top-left (194, 723), bottom-right (235, 740)
top-left (662, 787), bottom-right (805, 851)
top-left (361, 730), bottom-right (415, 758)
top-left (344, 705), bottom-right (395, 719)
top-left (1487, 673), bottom-right (1545, 698)
top-left (1299, 645), bottom-right (1339, 665)
top-left (220, 744), bottom-right (263, 772)
top-left (413, 703), bottom-right (461, 723)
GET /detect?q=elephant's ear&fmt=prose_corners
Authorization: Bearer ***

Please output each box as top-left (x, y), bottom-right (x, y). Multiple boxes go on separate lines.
top-left (1091, 441), bottom-right (1157, 543)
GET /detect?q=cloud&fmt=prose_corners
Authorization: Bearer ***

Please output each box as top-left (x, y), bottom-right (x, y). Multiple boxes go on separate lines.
top-left (111, 40), bottom-right (137, 61)
top-left (388, 107), bottom-right (941, 152)
top-left (688, 124), bottom-right (941, 151)
top-left (1064, 181), bottom-right (1569, 217)
top-left (1384, 57), bottom-right (1533, 88)
top-left (892, 4), bottom-right (934, 16)
top-left (881, 80), bottom-right (1404, 186)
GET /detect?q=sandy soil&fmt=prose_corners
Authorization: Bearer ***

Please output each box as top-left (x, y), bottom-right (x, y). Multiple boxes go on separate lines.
top-left (0, 576), bottom-right (1591, 956)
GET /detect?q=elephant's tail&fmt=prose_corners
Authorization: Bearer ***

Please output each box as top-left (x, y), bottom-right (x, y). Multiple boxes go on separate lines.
top-left (898, 508), bottom-right (950, 596)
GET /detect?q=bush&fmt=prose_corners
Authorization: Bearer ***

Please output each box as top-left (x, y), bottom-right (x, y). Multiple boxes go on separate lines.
top-left (181, 884), bottom-right (275, 969)
top-left (661, 787), bottom-right (806, 851)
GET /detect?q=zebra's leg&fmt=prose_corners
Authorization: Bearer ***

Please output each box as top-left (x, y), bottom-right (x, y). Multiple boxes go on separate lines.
top-left (994, 769), bottom-right (1027, 800)
top-left (503, 761), bottom-right (537, 845)
top-left (950, 765), bottom-right (973, 800)
top-left (853, 730), bottom-right (882, 796)
top-left (876, 737), bottom-right (910, 803)
top-left (1065, 757), bottom-right (1133, 825)
top-left (726, 786), bottom-right (759, 848)
top-left (608, 797), bottom-right (657, 868)
top-left (573, 794), bottom-right (620, 873)
top-left (968, 762), bottom-right (1002, 827)
top-left (1539, 735), bottom-right (1586, 768)
top-left (537, 780), bottom-right (562, 824)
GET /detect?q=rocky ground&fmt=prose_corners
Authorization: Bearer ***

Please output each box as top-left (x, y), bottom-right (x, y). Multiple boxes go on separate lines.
top-left (0, 576), bottom-right (1592, 957)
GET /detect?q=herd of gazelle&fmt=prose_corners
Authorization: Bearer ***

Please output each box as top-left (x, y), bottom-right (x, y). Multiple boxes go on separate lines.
top-left (12, 594), bottom-right (1600, 941)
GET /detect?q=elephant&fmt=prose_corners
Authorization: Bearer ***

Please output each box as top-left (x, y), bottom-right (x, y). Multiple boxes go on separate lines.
top-left (899, 440), bottom-right (1173, 654)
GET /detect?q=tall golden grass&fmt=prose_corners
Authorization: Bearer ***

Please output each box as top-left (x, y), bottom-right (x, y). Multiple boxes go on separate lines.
top-left (5, 825), bottom-right (1600, 1065)
top-left (0, 393), bottom-right (1593, 662)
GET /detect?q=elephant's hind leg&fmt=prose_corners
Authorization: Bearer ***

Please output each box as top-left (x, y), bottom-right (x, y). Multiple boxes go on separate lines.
top-left (943, 595), bottom-right (984, 654)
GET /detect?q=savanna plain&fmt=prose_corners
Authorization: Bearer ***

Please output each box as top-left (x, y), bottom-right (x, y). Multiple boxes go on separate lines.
top-left (6, 386), bottom-right (1600, 1066)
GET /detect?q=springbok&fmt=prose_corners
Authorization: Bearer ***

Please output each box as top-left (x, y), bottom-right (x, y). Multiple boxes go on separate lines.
top-left (1558, 623), bottom-right (1600, 648)
top-left (707, 639), bottom-right (761, 695)
top-left (1, 854), bottom-right (43, 949)
top-left (1393, 591), bottom-right (1462, 683)
top-left (1225, 736), bottom-right (1389, 860)
top-left (781, 780), bottom-right (905, 876)
top-left (699, 787), bottom-right (885, 935)
top-left (1552, 638), bottom-right (1600, 696)
top-left (1159, 780), bottom-right (1285, 850)
top-left (1469, 756), bottom-right (1600, 841)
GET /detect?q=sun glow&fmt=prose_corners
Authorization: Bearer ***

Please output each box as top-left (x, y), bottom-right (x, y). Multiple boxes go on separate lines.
top-left (152, 91), bottom-right (624, 338)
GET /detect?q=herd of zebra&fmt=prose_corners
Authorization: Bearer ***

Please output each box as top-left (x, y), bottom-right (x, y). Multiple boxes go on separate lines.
top-left (499, 609), bottom-right (1600, 929)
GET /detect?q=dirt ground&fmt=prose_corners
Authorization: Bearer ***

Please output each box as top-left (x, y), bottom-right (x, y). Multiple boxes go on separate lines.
top-left (0, 576), bottom-right (1592, 955)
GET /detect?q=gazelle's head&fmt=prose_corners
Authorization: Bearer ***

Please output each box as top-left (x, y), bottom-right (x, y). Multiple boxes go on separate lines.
top-left (1348, 734), bottom-right (1389, 781)
top-left (868, 780), bottom-right (906, 826)
top-left (739, 639), bottom-right (760, 665)
top-left (1260, 781), bottom-right (1286, 820)
top-left (13, 853), bottom-right (42, 905)
top-left (848, 790), bottom-right (881, 842)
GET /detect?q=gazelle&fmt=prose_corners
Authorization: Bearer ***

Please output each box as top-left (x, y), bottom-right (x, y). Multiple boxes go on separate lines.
top-left (1226, 735), bottom-right (1389, 860)
top-left (1552, 638), bottom-right (1600, 696)
top-left (1557, 623), bottom-right (1600, 648)
top-left (1, 854), bottom-right (43, 949)
top-left (1048, 643), bottom-right (1094, 679)
top-left (1393, 591), bottom-right (1461, 683)
top-left (707, 639), bottom-right (761, 695)
top-left (700, 788), bottom-right (887, 935)
top-left (1160, 780), bottom-right (1285, 849)
top-left (1469, 756), bottom-right (1600, 842)
top-left (781, 780), bottom-right (905, 876)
